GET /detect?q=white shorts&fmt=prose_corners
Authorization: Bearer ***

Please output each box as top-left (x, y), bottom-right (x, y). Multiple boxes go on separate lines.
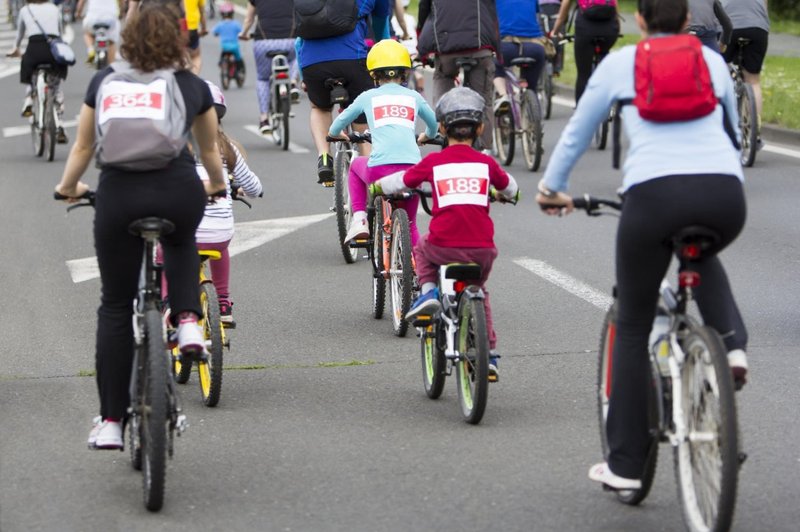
top-left (83, 16), bottom-right (120, 43)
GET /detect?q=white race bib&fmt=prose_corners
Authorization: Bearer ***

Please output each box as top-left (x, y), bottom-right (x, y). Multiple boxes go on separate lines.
top-left (371, 94), bottom-right (416, 129)
top-left (433, 163), bottom-right (490, 208)
top-left (98, 79), bottom-right (167, 124)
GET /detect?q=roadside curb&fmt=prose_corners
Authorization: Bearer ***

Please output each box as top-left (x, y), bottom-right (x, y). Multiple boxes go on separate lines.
top-left (553, 82), bottom-right (800, 148)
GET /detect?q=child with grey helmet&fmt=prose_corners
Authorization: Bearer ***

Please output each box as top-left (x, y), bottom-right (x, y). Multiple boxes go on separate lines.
top-left (371, 87), bottom-right (519, 381)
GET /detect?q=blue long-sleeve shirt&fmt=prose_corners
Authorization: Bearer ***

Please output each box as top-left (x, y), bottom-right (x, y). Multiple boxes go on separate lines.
top-left (543, 40), bottom-right (743, 193)
top-left (329, 82), bottom-right (438, 167)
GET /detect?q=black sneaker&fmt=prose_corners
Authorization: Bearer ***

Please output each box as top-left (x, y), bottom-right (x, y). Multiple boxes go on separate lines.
top-left (219, 301), bottom-right (236, 329)
top-left (317, 153), bottom-right (334, 185)
top-left (57, 127), bottom-right (68, 144)
top-left (259, 118), bottom-right (272, 134)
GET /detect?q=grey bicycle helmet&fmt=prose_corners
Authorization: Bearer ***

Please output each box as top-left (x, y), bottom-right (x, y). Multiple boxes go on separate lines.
top-left (435, 87), bottom-right (485, 127)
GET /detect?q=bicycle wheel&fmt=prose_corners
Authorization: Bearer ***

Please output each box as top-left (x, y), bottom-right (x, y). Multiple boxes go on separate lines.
top-left (334, 147), bottom-right (358, 264)
top-left (142, 308), bottom-right (168, 512)
top-left (197, 282), bottom-right (224, 407)
top-left (521, 90), bottom-right (543, 171)
top-left (96, 50), bottom-right (108, 70)
top-left (389, 208), bottom-right (413, 337)
top-left (44, 94), bottom-right (56, 162)
top-left (31, 92), bottom-right (45, 157)
top-left (597, 303), bottom-right (658, 505)
top-left (280, 95), bottom-right (290, 151)
top-left (543, 65), bottom-right (554, 120)
top-left (737, 82), bottom-right (758, 168)
top-left (371, 197), bottom-right (386, 319)
top-left (674, 325), bottom-right (738, 532)
top-left (220, 58), bottom-right (231, 90)
top-left (421, 320), bottom-right (446, 399)
top-left (594, 112), bottom-right (609, 150)
top-left (493, 109), bottom-right (515, 165)
top-left (172, 342), bottom-right (192, 384)
top-left (455, 292), bottom-right (489, 424)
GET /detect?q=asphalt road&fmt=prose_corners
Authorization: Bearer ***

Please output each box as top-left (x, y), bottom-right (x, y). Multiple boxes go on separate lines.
top-left (2, 16), bottom-right (800, 532)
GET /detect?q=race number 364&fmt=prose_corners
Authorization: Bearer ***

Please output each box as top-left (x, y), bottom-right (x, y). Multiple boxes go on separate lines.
top-left (102, 92), bottom-right (163, 112)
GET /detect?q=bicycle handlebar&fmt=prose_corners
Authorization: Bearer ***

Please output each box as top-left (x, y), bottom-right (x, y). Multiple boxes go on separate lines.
top-left (54, 190), bottom-right (96, 211)
top-left (539, 194), bottom-right (621, 216)
top-left (420, 135), bottom-right (446, 147)
top-left (326, 132), bottom-right (372, 144)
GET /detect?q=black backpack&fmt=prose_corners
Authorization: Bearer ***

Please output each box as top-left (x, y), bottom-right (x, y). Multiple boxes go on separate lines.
top-left (294, 0), bottom-right (361, 40)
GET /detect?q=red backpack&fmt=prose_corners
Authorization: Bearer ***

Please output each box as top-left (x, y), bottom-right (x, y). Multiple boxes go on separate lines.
top-left (632, 34), bottom-right (717, 122)
top-left (613, 34), bottom-right (737, 168)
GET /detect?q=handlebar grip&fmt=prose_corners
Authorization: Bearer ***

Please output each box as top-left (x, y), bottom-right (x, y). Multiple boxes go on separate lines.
top-left (422, 136), bottom-right (446, 147)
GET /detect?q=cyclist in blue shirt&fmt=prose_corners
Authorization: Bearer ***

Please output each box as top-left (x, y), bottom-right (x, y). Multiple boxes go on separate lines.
top-left (212, 3), bottom-right (244, 72)
top-left (296, 0), bottom-right (392, 185)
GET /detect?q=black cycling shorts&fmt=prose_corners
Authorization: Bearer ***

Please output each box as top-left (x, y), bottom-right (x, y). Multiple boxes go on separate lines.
top-left (723, 27), bottom-right (768, 75)
top-left (301, 59), bottom-right (373, 123)
top-left (187, 29), bottom-right (200, 51)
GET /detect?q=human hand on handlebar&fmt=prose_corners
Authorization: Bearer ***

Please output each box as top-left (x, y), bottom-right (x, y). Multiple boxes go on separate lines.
top-left (536, 192), bottom-right (573, 215)
top-left (368, 182), bottom-right (383, 197)
top-left (204, 181), bottom-right (227, 199)
top-left (55, 182), bottom-right (91, 203)
top-left (417, 133), bottom-right (429, 145)
top-left (238, 32), bottom-right (250, 41)
top-left (6, 48), bottom-right (21, 58)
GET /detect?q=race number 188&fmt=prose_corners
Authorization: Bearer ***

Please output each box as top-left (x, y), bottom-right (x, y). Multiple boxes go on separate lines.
top-left (437, 177), bottom-right (489, 196)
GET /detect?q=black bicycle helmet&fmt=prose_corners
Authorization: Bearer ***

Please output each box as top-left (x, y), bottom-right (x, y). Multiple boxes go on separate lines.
top-left (435, 87), bottom-right (485, 127)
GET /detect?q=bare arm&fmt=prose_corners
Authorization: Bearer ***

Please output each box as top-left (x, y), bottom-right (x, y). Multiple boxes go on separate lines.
top-left (552, 0), bottom-right (573, 35)
top-left (239, 4), bottom-right (257, 38)
top-left (192, 109), bottom-right (227, 195)
top-left (394, 0), bottom-right (410, 39)
top-left (55, 104), bottom-right (95, 199)
top-left (714, 0), bottom-right (732, 48)
top-left (126, 0), bottom-right (139, 22)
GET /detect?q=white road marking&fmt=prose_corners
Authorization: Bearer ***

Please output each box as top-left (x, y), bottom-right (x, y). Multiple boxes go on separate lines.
top-left (513, 257), bottom-right (613, 311)
top-left (552, 95), bottom-right (575, 108)
top-left (0, 65), bottom-right (19, 80)
top-left (65, 212), bottom-right (333, 283)
top-left (243, 124), bottom-right (310, 154)
top-left (3, 117), bottom-right (79, 138)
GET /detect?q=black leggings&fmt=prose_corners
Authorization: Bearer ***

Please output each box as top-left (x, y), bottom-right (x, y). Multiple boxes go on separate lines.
top-left (573, 14), bottom-right (618, 102)
top-left (93, 171), bottom-right (206, 420)
top-left (606, 174), bottom-right (747, 479)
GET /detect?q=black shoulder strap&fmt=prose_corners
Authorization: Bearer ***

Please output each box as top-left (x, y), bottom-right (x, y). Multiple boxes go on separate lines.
top-left (612, 99), bottom-right (631, 170)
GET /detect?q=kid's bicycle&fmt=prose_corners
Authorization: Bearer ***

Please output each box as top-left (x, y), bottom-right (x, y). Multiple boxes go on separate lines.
top-left (57, 190), bottom-right (188, 512)
top-left (219, 51), bottom-right (245, 90)
top-left (413, 187), bottom-right (517, 425)
top-left (569, 195), bottom-right (742, 532)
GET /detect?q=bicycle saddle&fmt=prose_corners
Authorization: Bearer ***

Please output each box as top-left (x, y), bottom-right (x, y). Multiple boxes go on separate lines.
top-left (266, 49), bottom-right (291, 58)
top-left (510, 57), bottom-right (537, 67)
top-left (669, 225), bottom-right (721, 256)
top-left (455, 57), bottom-right (478, 70)
top-left (736, 37), bottom-right (752, 46)
top-left (444, 263), bottom-right (482, 281)
top-left (92, 23), bottom-right (110, 30)
top-left (128, 217), bottom-right (175, 237)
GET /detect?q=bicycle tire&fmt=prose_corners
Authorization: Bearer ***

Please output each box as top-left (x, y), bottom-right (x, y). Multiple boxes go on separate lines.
top-left (96, 50), bottom-right (108, 70)
top-left (597, 303), bottom-right (659, 505)
top-left (31, 91), bottom-right (45, 157)
top-left (737, 82), bottom-right (758, 168)
top-left (543, 67), bottom-right (554, 120)
top-left (220, 58), bottom-right (231, 90)
top-left (594, 113), bottom-right (609, 150)
top-left (674, 325), bottom-right (738, 532)
top-left (172, 344), bottom-right (192, 384)
top-left (198, 282), bottom-right (224, 407)
top-left (142, 308), bottom-right (167, 512)
top-left (455, 292), bottom-right (489, 424)
top-left (334, 148), bottom-right (359, 264)
top-left (280, 95), bottom-right (290, 151)
top-left (130, 350), bottom-right (144, 470)
top-left (389, 208), bottom-right (413, 337)
top-left (44, 94), bottom-right (56, 162)
top-left (493, 109), bottom-right (515, 166)
top-left (520, 90), bottom-right (543, 172)
top-left (421, 320), bottom-right (446, 399)
top-left (371, 197), bottom-right (386, 319)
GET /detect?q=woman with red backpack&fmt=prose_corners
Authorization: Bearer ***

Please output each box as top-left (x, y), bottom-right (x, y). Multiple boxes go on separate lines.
top-left (536, 0), bottom-right (748, 489)
top-left (550, 0), bottom-right (620, 102)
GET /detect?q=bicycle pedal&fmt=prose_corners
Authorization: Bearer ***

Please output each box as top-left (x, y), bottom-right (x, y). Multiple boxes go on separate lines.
top-left (222, 321), bottom-right (236, 330)
top-left (321, 181), bottom-right (335, 188)
top-left (176, 414), bottom-right (189, 435)
top-left (738, 452), bottom-right (748, 466)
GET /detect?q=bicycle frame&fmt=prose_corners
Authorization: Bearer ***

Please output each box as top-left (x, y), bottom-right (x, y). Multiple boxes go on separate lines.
top-left (437, 270), bottom-right (485, 367)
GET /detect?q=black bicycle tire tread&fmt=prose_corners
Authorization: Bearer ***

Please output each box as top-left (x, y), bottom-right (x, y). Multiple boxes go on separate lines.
top-left (739, 83), bottom-right (758, 168)
top-left (522, 90), bottom-right (543, 172)
top-left (371, 197), bottom-right (386, 318)
top-left (200, 282), bottom-right (224, 407)
top-left (143, 308), bottom-right (167, 512)
top-left (334, 149), bottom-right (357, 264)
top-left (390, 208), bottom-right (413, 337)
top-left (421, 323), bottom-right (446, 399)
top-left (281, 96), bottom-right (290, 151)
top-left (493, 109), bottom-right (515, 165)
top-left (456, 295), bottom-right (489, 424)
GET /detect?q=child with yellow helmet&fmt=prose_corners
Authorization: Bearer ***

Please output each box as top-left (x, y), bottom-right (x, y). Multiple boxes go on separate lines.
top-left (329, 39), bottom-right (438, 245)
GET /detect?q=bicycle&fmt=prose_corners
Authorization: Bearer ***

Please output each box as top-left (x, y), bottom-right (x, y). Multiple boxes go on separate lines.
top-left (218, 51), bottom-right (243, 90)
top-left (493, 55), bottom-right (544, 171)
top-left (537, 14), bottom-right (559, 120)
top-left (729, 37), bottom-right (758, 168)
top-left (56, 190), bottom-right (188, 512)
top-left (265, 50), bottom-right (292, 151)
top-left (568, 194), bottom-right (741, 532)
top-left (92, 23), bottom-right (111, 70)
top-left (30, 64), bottom-right (61, 162)
top-left (171, 249), bottom-right (229, 407)
top-left (414, 187), bottom-right (517, 425)
top-left (325, 78), bottom-right (362, 264)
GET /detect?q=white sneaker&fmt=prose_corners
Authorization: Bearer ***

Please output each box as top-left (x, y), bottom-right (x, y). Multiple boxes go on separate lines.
top-left (588, 462), bottom-right (642, 490)
top-left (493, 94), bottom-right (510, 115)
top-left (88, 417), bottom-right (123, 450)
top-left (727, 349), bottom-right (748, 389)
top-left (344, 211), bottom-right (369, 243)
top-left (177, 318), bottom-right (205, 355)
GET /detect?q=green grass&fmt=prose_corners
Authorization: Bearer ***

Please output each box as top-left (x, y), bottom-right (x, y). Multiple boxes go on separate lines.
top-left (770, 17), bottom-right (800, 36)
top-left (761, 56), bottom-right (800, 129)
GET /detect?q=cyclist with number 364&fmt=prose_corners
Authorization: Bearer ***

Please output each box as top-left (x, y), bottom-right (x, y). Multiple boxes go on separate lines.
top-left (536, 0), bottom-right (748, 491)
top-left (372, 87), bottom-right (519, 382)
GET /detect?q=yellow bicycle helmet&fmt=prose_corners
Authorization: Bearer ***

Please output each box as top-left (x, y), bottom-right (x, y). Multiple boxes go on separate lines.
top-left (366, 39), bottom-right (412, 78)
